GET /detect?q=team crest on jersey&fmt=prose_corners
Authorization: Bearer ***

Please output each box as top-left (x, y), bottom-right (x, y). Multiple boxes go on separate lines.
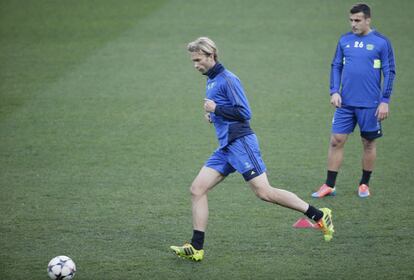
top-left (346, 44), bottom-right (350, 48)
top-left (207, 82), bottom-right (216, 90)
top-left (366, 44), bottom-right (374, 50)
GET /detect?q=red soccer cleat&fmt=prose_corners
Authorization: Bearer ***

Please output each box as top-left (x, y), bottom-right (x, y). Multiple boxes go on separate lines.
top-left (358, 184), bottom-right (370, 198)
top-left (312, 184), bottom-right (336, 198)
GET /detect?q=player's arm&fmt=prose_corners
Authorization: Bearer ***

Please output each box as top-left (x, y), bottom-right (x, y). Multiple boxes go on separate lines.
top-left (330, 41), bottom-right (344, 107)
top-left (379, 39), bottom-right (396, 104)
top-left (376, 39), bottom-right (396, 121)
top-left (212, 78), bottom-right (251, 121)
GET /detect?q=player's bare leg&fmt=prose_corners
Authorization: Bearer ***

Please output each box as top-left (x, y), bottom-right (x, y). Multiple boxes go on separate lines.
top-left (170, 167), bottom-right (224, 261)
top-left (248, 173), bottom-right (334, 241)
top-left (190, 166), bottom-right (225, 231)
top-left (313, 134), bottom-right (348, 197)
top-left (248, 173), bottom-right (308, 212)
top-left (361, 138), bottom-right (376, 171)
top-left (358, 138), bottom-right (376, 197)
top-left (327, 134), bottom-right (348, 171)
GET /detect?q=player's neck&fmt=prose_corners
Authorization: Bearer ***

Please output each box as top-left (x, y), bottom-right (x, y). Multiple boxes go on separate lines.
top-left (360, 28), bottom-right (372, 36)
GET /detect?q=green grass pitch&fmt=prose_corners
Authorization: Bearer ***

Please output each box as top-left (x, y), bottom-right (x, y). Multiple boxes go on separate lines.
top-left (1, 0), bottom-right (413, 279)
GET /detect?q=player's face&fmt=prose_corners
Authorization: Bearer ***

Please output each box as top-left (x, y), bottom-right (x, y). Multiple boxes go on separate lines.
top-left (349, 12), bottom-right (371, 35)
top-left (190, 51), bottom-right (215, 74)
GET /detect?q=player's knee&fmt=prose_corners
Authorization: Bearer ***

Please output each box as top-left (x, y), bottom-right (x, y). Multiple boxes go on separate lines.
top-left (189, 184), bottom-right (198, 196)
top-left (330, 136), bottom-right (346, 148)
top-left (364, 141), bottom-right (376, 153)
top-left (362, 138), bottom-right (376, 151)
top-left (189, 183), bottom-right (205, 197)
top-left (253, 186), bottom-right (271, 202)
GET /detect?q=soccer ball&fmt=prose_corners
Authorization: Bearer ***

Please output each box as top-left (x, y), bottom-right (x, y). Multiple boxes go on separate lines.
top-left (47, 256), bottom-right (76, 280)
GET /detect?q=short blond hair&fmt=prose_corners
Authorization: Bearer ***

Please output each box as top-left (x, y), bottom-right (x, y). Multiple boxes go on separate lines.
top-left (187, 37), bottom-right (218, 61)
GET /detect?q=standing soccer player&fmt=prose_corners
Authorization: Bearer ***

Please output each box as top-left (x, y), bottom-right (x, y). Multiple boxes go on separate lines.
top-left (170, 37), bottom-right (334, 262)
top-left (312, 3), bottom-right (396, 198)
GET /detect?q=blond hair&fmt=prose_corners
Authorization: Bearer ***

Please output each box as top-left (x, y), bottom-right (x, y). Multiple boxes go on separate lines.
top-left (187, 37), bottom-right (218, 61)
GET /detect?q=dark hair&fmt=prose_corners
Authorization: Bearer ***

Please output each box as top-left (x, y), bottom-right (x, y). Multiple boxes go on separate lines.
top-left (350, 3), bottom-right (371, 18)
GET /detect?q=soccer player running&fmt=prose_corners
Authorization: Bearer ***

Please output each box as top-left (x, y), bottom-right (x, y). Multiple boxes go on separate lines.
top-left (170, 37), bottom-right (334, 262)
top-left (312, 3), bottom-right (396, 199)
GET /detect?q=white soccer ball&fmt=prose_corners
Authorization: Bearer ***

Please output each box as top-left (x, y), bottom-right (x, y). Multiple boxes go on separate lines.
top-left (47, 256), bottom-right (76, 280)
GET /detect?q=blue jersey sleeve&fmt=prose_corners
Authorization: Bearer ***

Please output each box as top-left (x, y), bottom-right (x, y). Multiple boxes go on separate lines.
top-left (379, 39), bottom-right (396, 103)
top-left (330, 41), bottom-right (344, 95)
top-left (214, 76), bottom-right (251, 121)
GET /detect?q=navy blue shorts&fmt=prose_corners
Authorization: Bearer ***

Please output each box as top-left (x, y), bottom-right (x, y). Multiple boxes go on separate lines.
top-left (332, 105), bottom-right (382, 140)
top-left (205, 134), bottom-right (267, 181)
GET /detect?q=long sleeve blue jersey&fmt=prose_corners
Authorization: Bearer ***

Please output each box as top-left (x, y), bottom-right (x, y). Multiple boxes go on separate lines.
top-left (330, 30), bottom-right (396, 107)
top-left (204, 63), bottom-right (254, 148)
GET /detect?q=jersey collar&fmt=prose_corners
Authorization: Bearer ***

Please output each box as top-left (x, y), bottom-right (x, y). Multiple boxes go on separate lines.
top-left (204, 62), bottom-right (224, 79)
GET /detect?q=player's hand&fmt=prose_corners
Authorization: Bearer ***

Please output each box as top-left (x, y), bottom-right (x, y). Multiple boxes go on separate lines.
top-left (330, 93), bottom-right (342, 108)
top-left (204, 98), bottom-right (216, 112)
top-left (376, 102), bottom-right (389, 121)
top-left (204, 113), bottom-right (212, 123)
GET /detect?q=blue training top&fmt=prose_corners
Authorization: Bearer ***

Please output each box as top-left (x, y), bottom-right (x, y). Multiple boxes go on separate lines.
top-left (330, 30), bottom-right (396, 108)
top-left (204, 63), bottom-right (254, 148)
